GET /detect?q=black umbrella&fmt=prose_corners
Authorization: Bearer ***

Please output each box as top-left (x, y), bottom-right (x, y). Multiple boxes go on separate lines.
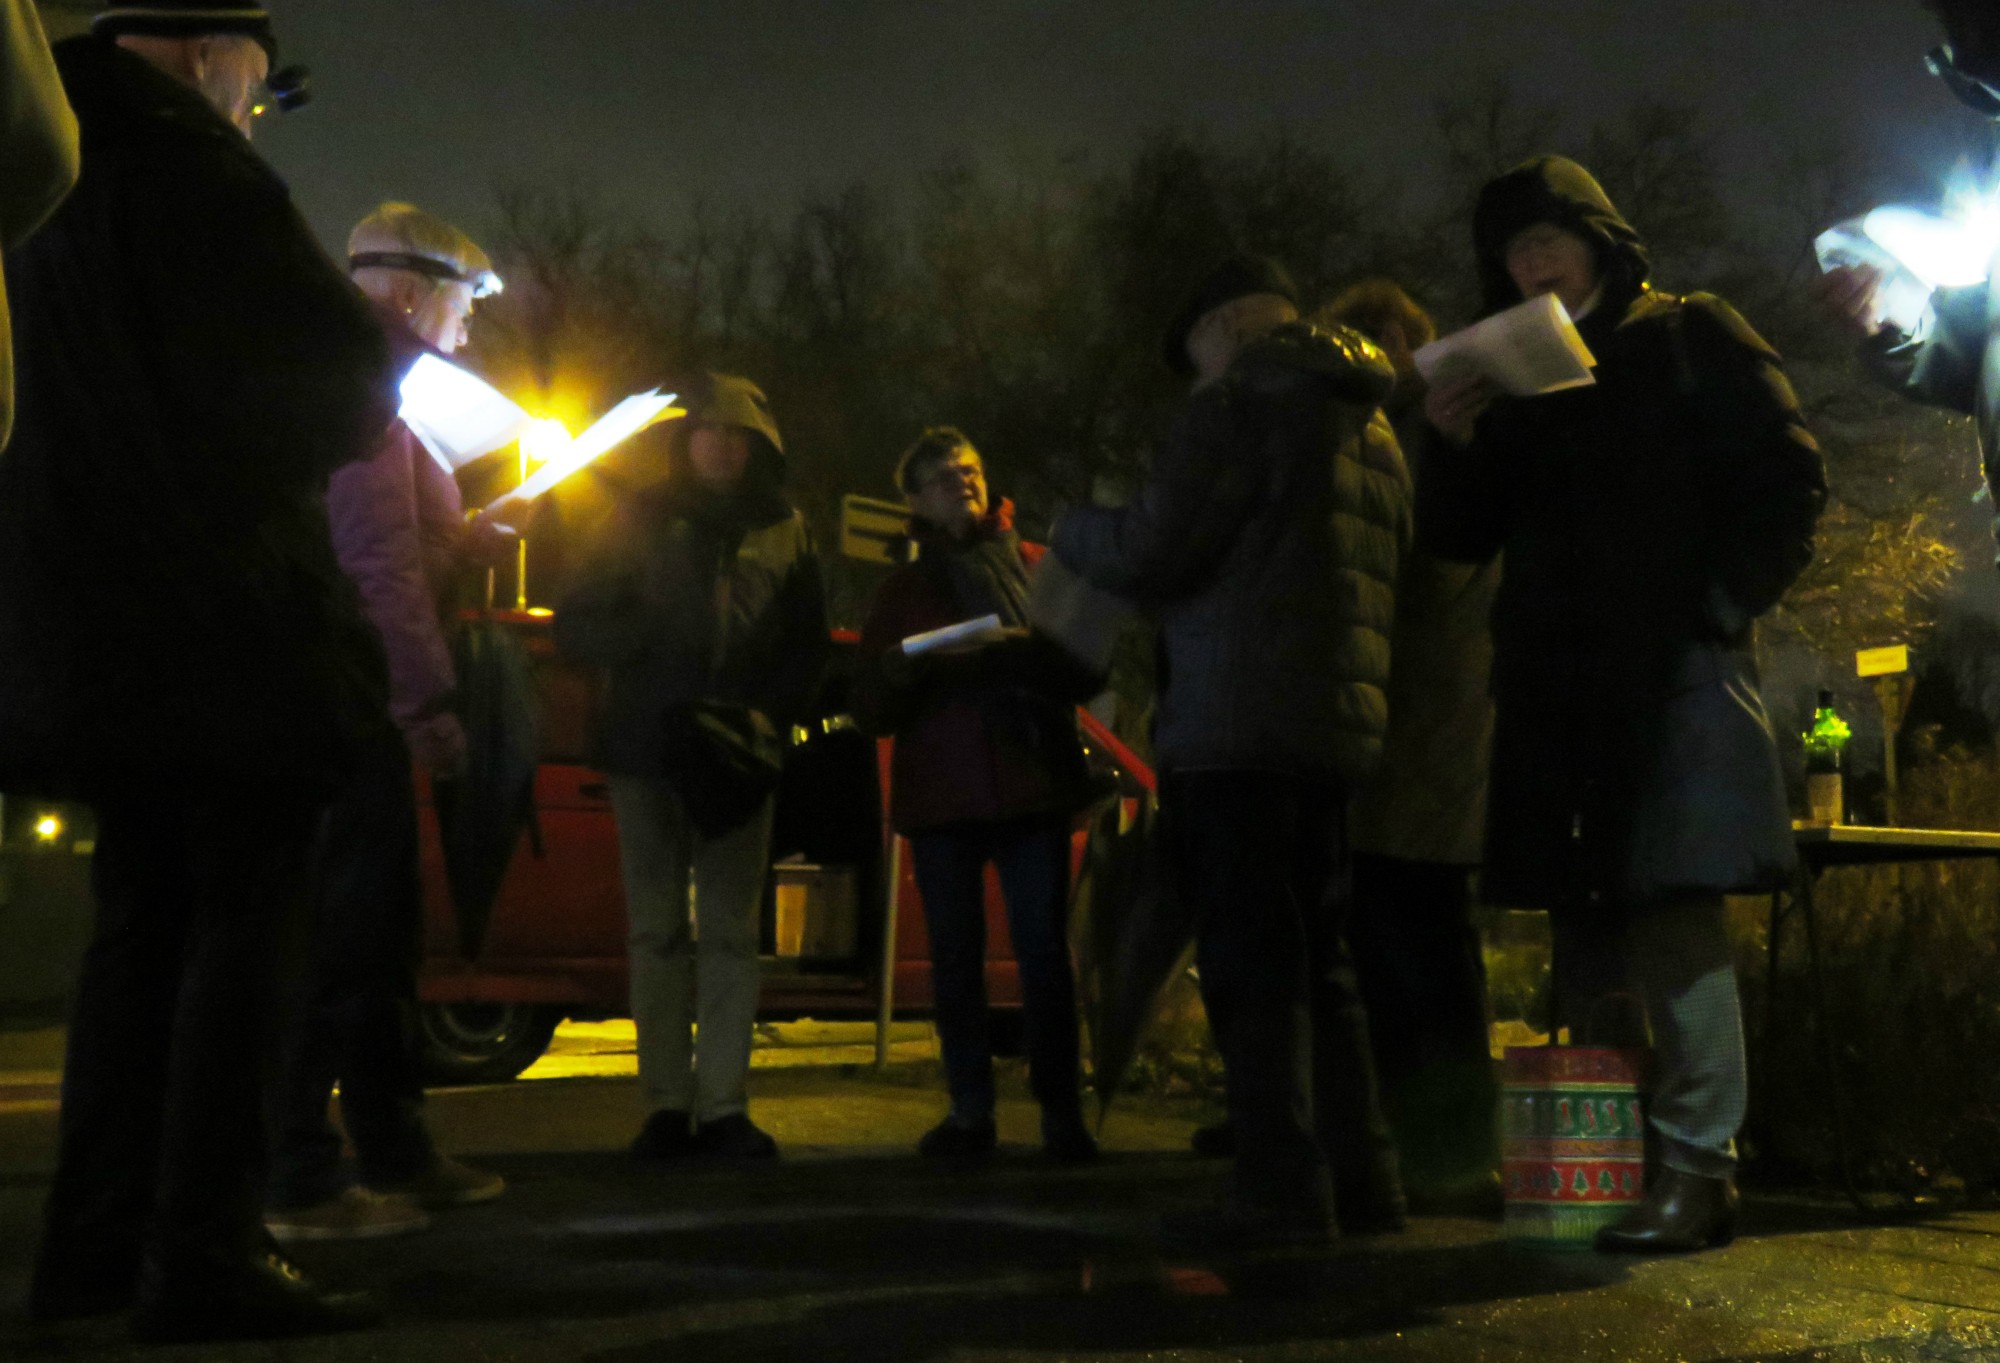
top-left (1071, 795), bottom-right (1198, 1131)
top-left (433, 617), bottom-right (540, 958)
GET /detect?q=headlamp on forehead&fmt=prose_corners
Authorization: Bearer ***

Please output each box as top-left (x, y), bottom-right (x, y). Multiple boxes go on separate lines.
top-left (265, 64), bottom-right (312, 114)
top-left (349, 251), bottom-right (504, 299)
top-left (1929, 44), bottom-right (2000, 118)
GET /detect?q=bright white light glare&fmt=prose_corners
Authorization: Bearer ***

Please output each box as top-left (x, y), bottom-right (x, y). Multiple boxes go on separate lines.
top-left (1862, 205), bottom-right (2000, 289)
top-left (520, 418), bottom-right (574, 467)
top-left (493, 393), bottom-right (682, 509)
top-left (33, 814), bottom-right (61, 842)
top-left (398, 354), bottom-right (533, 472)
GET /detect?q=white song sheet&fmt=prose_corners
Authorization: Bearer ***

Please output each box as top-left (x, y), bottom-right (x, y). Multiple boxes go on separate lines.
top-left (901, 614), bottom-right (1007, 657)
top-left (398, 354), bottom-right (534, 473)
top-left (1413, 293), bottom-right (1597, 397)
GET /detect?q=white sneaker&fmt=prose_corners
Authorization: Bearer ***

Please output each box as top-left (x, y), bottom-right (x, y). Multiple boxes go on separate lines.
top-left (264, 1186), bottom-right (432, 1243)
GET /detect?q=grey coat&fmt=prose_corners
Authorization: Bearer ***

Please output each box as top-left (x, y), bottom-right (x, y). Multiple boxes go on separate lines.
top-left (1054, 322), bottom-right (1411, 782)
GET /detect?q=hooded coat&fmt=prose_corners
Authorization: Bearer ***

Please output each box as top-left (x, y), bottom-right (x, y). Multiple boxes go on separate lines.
top-left (1054, 322), bottom-right (1410, 781)
top-left (851, 502), bottom-right (1100, 835)
top-left (553, 374), bottom-right (830, 779)
top-left (1421, 157), bottom-right (1826, 909)
top-left (0, 36), bottom-right (396, 801)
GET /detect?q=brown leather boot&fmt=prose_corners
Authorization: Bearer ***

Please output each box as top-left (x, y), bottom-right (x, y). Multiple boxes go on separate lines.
top-left (1593, 1167), bottom-right (1738, 1254)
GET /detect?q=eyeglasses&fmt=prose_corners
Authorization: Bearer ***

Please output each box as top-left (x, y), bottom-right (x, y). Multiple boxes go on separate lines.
top-left (920, 460), bottom-right (984, 490)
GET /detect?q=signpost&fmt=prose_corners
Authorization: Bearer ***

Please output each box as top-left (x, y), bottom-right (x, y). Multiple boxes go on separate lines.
top-left (841, 494), bottom-right (912, 566)
top-left (1857, 645), bottom-right (1913, 824)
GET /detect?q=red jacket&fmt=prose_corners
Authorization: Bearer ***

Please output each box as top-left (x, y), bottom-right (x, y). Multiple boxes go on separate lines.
top-left (852, 512), bottom-right (1099, 835)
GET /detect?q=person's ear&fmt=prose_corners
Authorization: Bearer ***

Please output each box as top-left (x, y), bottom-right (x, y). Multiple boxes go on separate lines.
top-left (186, 37), bottom-right (214, 87)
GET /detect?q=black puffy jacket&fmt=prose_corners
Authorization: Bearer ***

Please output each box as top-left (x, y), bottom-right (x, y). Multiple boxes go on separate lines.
top-left (1054, 322), bottom-right (1410, 781)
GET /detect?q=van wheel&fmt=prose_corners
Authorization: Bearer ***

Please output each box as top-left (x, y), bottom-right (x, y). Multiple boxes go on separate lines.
top-left (416, 1003), bottom-right (563, 1086)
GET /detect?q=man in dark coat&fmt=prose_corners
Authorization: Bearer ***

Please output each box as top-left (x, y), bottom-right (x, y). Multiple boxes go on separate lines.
top-left (0, 5), bottom-right (397, 1342)
top-left (1423, 157), bottom-right (1826, 1253)
top-left (1055, 256), bottom-right (1412, 1249)
top-left (1822, 2), bottom-right (2000, 562)
top-left (556, 373), bottom-right (829, 1162)
top-left (851, 427), bottom-right (1102, 1164)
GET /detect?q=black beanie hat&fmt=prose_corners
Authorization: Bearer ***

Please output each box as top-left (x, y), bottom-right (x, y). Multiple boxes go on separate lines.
top-left (94, 3), bottom-right (279, 62)
top-left (1162, 254), bottom-right (1298, 375)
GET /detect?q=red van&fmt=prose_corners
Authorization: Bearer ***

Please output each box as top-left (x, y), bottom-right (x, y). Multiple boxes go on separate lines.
top-left (413, 611), bottom-right (1153, 1083)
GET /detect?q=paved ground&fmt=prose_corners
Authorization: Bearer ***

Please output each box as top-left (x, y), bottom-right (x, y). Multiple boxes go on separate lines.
top-left (6, 1024), bottom-right (2000, 1361)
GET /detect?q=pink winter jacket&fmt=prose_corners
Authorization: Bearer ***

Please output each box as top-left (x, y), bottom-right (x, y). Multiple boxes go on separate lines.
top-left (325, 312), bottom-right (467, 735)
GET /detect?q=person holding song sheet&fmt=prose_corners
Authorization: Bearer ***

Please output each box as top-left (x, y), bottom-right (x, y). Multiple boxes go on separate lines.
top-left (1420, 156), bottom-right (1825, 1254)
top-left (263, 204), bottom-right (513, 1247)
top-left (851, 428), bottom-right (1103, 1165)
top-left (555, 373), bottom-right (828, 1162)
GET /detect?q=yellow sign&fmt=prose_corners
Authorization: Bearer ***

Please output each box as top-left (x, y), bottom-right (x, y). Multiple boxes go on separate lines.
top-left (1856, 645), bottom-right (1910, 678)
top-left (840, 494), bottom-right (911, 566)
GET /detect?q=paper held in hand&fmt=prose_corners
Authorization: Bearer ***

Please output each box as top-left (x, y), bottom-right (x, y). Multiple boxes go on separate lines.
top-left (901, 615), bottom-right (1007, 657)
top-left (396, 355), bottom-right (684, 505)
top-left (1813, 207), bottom-right (1992, 335)
top-left (497, 392), bottom-right (685, 509)
top-left (1412, 293), bottom-right (1597, 397)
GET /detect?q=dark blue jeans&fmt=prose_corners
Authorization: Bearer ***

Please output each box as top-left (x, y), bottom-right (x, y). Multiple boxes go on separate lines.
top-left (909, 816), bottom-right (1081, 1123)
top-left (267, 728), bottom-right (437, 1209)
top-left (1166, 770), bottom-right (1397, 1216)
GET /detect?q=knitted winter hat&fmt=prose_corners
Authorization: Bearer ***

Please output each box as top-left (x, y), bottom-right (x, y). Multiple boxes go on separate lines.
top-left (93, 3), bottom-right (278, 61)
top-left (1161, 254), bottom-right (1299, 375)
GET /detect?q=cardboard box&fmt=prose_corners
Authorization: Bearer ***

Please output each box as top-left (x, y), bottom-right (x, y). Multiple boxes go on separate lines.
top-left (771, 863), bottom-right (858, 959)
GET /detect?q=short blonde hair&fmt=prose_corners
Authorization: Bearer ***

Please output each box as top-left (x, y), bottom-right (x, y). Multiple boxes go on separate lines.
top-left (347, 202), bottom-right (491, 282)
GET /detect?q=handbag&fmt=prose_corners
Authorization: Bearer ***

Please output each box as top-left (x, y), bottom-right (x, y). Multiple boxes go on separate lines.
top-left (659, 701), bottom-right (785, 838)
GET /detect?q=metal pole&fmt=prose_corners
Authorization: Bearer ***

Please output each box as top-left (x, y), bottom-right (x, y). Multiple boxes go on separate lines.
top-left (515, 443), bottom-right (530, 611)
top-left (874, 834), bottom-right (903, 1069)
top-left (1873, 675), bottom-right (1907, 826)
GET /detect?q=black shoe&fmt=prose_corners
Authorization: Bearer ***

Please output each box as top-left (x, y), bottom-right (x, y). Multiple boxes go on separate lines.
top-left (1189, 1120), bottom-right (1235, 1158)
top-left (1041, 1109), bottom-right (1099, 1165)
top-left (1157, 1198), bottom-right (1337, 1254)
top-left (27, 1244), bottom-right (141, 1323)
top-left (1593, 1167), bottom-right (1739, 1255)
top-left (630, 1108), bottom-right (697, 1161)
top-left (917, 1115), bottom-right (998, 1163)
top-left (129, 1248), bottom-right (380, 1345)
top-left (692, 1112), bottom-right (779, 1160)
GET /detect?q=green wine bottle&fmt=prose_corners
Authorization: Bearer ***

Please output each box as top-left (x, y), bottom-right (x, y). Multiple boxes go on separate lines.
top-left (1803, 688), bottom-right (1852, 826)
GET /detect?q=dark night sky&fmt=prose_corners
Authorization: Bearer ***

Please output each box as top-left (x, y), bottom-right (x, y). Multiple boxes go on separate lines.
top-left (203, 1), bottom-right (1985, 259)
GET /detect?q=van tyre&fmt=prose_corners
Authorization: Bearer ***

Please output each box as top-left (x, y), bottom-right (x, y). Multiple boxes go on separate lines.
top-left (415, 1003), bottom-right (563, 1085)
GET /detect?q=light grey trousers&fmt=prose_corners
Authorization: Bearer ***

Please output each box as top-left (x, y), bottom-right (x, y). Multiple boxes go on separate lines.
top-left (608, 775), bottom-right (774, 1123)
top-left (1552, 894), bottom-right (1745, 1180)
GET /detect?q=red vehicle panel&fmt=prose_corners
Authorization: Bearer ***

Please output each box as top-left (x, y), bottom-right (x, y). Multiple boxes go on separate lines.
top-left (413, 612), bottom-right (1152, 1081)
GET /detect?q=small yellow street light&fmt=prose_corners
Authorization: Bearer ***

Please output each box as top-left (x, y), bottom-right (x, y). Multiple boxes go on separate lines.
top-left (34, 814), bottom-right (62, 843)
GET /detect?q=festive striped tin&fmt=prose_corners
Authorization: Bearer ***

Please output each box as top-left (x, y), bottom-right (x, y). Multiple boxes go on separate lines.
top-left (1500, 1045), bottom-right (1650, 1250)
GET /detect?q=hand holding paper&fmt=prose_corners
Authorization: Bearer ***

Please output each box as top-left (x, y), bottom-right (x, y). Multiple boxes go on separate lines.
top-left (395, 354), bottom-right (684, 507)
top-left (1413, 294), bottom-right (1597, 398)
